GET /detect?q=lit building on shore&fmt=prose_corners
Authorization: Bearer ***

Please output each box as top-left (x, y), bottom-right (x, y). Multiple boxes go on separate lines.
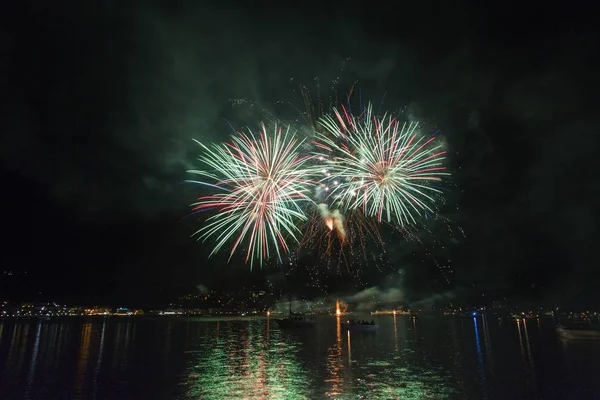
top-left (84, 307), bottom-right (112, 316)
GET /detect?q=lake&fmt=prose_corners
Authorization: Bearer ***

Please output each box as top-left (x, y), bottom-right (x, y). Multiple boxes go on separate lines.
top-left (0, 315), bottom-right (599, 399)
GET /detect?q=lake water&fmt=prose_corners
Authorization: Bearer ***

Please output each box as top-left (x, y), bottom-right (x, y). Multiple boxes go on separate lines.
top-left (0, 315), bottom-right (599, 399)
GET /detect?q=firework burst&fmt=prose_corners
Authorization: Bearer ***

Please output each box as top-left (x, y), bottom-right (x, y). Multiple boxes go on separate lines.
top-left (313, 103), bottom-right (450, 227)
top-left (187, 123), bottom-right (314, 267)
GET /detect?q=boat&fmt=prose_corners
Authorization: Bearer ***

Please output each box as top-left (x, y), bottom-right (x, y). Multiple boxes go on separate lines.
top-left (342, 321), bottom-right (380, 332)
top-left (273, 295), bottom-right (315, 329)
top-left (274, 312), bottom-right (315, 329)
top-left (556, 322), bottom-right (600, 340)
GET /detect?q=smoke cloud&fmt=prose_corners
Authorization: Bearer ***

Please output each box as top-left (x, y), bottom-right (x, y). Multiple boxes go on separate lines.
top-left (196, 284), bottom-right (210, 295)
top-left (408, 291), bottom-right (456, 310)
top-left (317, 203), bottom-right (346, 239)
top-left (346, 286), bottom-right (405, 311)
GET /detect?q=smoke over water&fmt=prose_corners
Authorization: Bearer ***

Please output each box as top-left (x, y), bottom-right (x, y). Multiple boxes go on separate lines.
top-left (270, 297), bottom-right (340, 314)
top-left (408, 291), bottom-right (455, 309)
top-left (269, 270), bottom-right (456, 314)
top-left (269, 286), bottom-right (406, 314)
top-left (346, 286), bottom-right (405, 311)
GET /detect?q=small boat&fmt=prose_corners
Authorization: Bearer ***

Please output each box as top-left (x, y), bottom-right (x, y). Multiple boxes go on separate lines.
top-left (556, 322), bottom-right (600, 340)
top-left (342, 321), bottom-right (380, 332)
top-left (275, 313), bottom-right (315, 329)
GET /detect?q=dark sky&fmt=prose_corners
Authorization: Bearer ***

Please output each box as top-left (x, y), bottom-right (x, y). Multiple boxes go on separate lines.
top-left (1, 1), bottom-right (598, 307)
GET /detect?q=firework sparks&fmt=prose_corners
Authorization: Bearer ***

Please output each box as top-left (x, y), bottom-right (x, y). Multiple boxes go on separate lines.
top-left (313, 103), bottom-right (450, 227)
top-left (187, 123), bottom-right (314, 267)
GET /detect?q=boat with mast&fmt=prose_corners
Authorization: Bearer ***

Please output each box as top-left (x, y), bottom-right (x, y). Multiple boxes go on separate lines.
top-left (274, 294), bottom-right (315, 328)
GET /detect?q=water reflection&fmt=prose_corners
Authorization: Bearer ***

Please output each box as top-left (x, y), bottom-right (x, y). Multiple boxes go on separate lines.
top-left (117, 322), bottom-right (135, 371)
top-left (516, 319), bottom-right (527, 365)
top-left (473, 317), bottom-right (485, 381)
top-left (412, 316), bottom-right (418, 343)
top-left (74, 323), bottom-right (92, 396)
top-left (92, 320), bottom-right (107, 398)
top-left (325, 316), bottom-right (344, 397)
top-left (347, 330), bottom-right (352, 363)
top-left (1, 317), bottom-right (599, 399)
top-left (482, 314), bottom-right (493, 360)
top-left (521, 319), bottom-right (538, 396)
top-left (473, 316), bottom-right (489, 400)
top-left (182, 321), bottom-right (312, 399)
top-left (54, 323), bottom-right (68, 370)
top-left (6, 324), bottom-right (29, 376)
top-left (24, 321), bottom-right (42, 399)
top-left (522, 319), bottom-right (534, 367)
top-left (393, 314), bottom-right (398, 352)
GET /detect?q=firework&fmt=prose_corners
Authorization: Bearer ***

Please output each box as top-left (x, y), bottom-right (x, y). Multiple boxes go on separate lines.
top-left (187, 123), bottom-right (314, 267)
top-left (313, 103), bottom-right (449, 227)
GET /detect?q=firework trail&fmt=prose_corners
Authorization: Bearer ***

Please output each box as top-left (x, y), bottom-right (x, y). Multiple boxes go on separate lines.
top-left (187, 123), bottom-right (315, 268)
top-left (313, 103), bottom-right (450, 227)
top-left (293, 89), bottom-right (391, 275)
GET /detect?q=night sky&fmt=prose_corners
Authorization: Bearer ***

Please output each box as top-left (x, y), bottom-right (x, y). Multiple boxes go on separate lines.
top-left (2, 2), bottom-right (598, 307)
